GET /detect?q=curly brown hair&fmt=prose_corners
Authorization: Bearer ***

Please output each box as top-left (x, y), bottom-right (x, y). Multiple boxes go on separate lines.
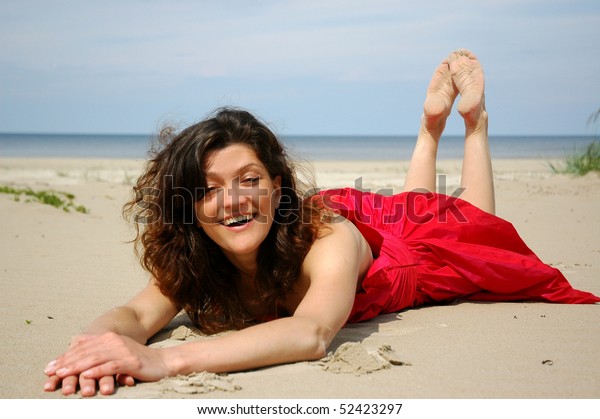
top-left (123, 108), bottom-right (323, 334)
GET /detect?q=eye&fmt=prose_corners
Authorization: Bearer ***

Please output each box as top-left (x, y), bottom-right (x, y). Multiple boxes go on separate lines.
top-left (241, 176), bottom-right (260, 185)
top-left (202, 186), bottom-right (221, 199)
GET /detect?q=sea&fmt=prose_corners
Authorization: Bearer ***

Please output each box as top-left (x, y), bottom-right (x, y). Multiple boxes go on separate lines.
top-left (0, 133), bottom-right (596, 161)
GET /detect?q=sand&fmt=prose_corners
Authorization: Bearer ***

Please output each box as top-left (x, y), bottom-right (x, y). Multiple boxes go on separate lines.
top-left (0, 157), bottom-right (599, 399)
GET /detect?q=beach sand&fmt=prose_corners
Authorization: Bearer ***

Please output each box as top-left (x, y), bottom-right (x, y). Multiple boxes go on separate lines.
top-left (1, 157), bottom-right (599, 399)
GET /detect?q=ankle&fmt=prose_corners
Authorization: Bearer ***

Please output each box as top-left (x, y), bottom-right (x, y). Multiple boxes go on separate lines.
top-left (417, 128), bottom-right (442, 155)
top-left (464, 110), bottom-right (488, 136)
top-left (421, 114), bottom-right (446, 141)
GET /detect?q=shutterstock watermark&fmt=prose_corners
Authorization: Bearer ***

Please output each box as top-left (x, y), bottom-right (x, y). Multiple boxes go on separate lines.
top-left (132, 174), bottom-right (469, 225)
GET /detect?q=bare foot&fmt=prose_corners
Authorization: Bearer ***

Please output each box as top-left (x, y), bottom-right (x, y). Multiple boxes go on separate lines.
top-left (448, 49), bottom-right (486, 128)
top-left (422, 59), bottom-right (458, 134)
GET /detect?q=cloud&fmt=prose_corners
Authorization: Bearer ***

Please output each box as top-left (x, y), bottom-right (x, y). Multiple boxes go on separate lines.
top-left (1, 0), bottom-right (599, 134)
top-left (0, 1), bottom-right (473, 81)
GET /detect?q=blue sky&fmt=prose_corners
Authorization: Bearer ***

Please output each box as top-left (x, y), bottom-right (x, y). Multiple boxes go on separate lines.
top-left (1, 0), bottom-right (599, 136)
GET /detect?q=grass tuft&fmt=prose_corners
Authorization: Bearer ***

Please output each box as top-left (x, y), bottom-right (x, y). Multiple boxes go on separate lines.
top-left (0, 185), bottom-right (89, 213)
top-left (549, 141), bottom-right (600, 176)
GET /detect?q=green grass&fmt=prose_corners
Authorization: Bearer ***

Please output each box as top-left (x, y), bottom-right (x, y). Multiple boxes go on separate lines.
top-left (0, 185), bottom-right (89, 213)
top-left (549, 141), bottom-right (600, 176)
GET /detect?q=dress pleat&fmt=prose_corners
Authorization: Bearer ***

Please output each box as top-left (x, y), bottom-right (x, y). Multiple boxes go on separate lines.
top-left (317, 188), bottom-right (600, 323)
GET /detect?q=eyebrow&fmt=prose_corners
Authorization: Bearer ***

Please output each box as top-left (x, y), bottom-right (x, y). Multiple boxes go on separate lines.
top-left (205, 163), bottom-right (266, 180)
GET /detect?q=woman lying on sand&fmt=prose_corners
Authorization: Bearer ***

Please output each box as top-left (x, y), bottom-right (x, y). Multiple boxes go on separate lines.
top-left (44, 49), bottom-right (600, 396)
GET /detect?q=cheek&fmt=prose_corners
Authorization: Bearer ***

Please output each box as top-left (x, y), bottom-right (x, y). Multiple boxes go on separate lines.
top-left (254, 189), bottom-right (278, 217)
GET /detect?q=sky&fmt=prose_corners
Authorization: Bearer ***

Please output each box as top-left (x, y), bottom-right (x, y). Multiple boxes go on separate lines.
top-left (1, 0), bottom-right (599, 136)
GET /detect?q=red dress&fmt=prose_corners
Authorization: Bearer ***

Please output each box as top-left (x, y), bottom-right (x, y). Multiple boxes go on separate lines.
top-left (317, 188), bottom-right (600, 323)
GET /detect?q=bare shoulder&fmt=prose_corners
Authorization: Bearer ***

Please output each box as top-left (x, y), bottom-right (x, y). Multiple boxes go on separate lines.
top-left (302, 216), bottom-right (372, 281)
top-left (283, 216), bottom-right (373, 328)
top-left (306, 217), bottom-right (356, 256)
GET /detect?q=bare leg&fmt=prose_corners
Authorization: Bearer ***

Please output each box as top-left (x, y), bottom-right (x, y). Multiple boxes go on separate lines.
top-left (448, 49), bottom-right (495, 214)
top-left (403, 59), bottom-right (457, 193)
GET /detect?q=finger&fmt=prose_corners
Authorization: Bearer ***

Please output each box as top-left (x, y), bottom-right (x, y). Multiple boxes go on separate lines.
top-left (116, 374), bottom-right (136, 387)
top-left (56, 334), bottom-right (123, 377)
top-left (81, 360), bottom-right (122, 380)
top-left (55, 348), bottom-right (112, 378)
top-left (45, 336), bottom-right (107, 380)
top-left (46, 335), bottom-right (103, 375)
top-left (98, 375), bottom-right (116, 395)
top-left (43, 374), bottom-right (62, 392)
top-left (44, 359), bottom-right (59, 376)
top-left (61, 375), bottom-right (79, 396)
top-left (79, 375), bottom-right (98, 397)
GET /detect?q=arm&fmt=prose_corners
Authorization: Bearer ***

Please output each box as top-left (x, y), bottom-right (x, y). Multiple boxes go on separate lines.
top-left (156, 219), bottom-right (364, 374)
top-left (48, 219), bottom-right (364, 383)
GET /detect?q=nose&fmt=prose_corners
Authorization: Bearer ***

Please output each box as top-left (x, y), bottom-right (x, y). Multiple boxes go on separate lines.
top-left (223, 177), bottom-right (250, 210)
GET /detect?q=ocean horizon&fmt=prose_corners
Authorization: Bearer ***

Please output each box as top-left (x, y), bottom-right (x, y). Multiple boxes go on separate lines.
top-left (0, 132), bottom-right (597, 161)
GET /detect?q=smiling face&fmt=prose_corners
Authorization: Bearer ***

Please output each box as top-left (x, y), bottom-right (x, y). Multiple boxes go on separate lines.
top-left (195, 144), bottom-right (281, 268)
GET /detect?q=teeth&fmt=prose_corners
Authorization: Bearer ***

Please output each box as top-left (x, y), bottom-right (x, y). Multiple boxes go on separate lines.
top-left (223, 214), bottom-right (253, 226)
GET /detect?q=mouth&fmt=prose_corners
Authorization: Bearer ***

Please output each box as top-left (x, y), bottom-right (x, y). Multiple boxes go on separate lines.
top-left (222, 213), bottom-right (255, 227)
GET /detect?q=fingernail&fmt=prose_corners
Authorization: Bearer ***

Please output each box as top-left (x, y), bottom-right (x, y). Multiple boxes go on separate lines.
top-left (43, 382), bottom-right (52, 391)
top-left (44, 360), bottom-right (57, 374)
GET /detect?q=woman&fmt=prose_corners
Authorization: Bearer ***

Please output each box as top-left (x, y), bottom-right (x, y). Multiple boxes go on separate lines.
top-left (43, 50), bottom-right (599, 397)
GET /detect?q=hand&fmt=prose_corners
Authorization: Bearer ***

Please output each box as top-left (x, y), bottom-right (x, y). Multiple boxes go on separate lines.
top-left (43, 368), bottom-right (136, 397)
top-left (44, 332), bottom-right (172, 396)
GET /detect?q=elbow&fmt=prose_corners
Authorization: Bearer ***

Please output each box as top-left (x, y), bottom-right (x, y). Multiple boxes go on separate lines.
top-left (303, 321), bottom-right (333, 360)
top-left (310, 338), bottom-right (328, 361)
